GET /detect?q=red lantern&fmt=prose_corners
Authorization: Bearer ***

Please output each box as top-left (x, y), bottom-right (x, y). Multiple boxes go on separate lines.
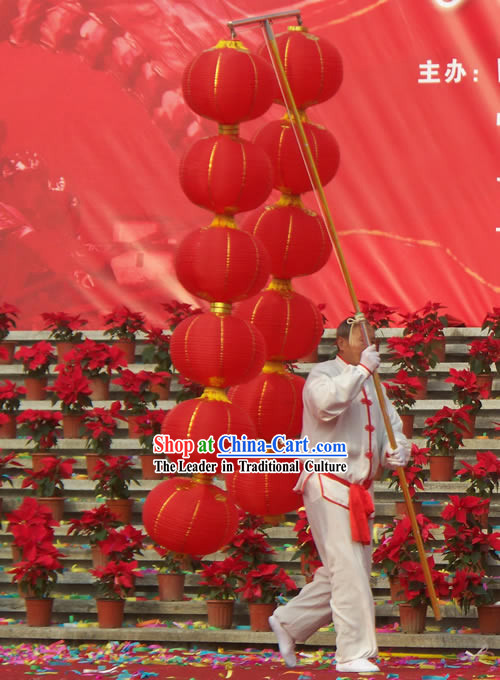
top-left (236, 287), bottom-right (324, 361)
top-left (229, 369), bottom-right (305, 441)
top-left (243, 201), bottom-right (331, 278)
top-left (253, 119), bottom-right (339, 195)
top-left (259, 27), bottom-right (343, 110)
top-left (179, 134), bottom-right (273, 215)
top-left (175, 224), bottom-right (270, 302)
top-left (143, 477), bottom-right (239, 555)
top-left (183, 40), bottom-right (275, 124)
top-left (224, 468), bottom-right (302, 516)
top-left (161, 394), bottom-right (257, 473)
top-left (170, 311), bottom-right (266, 387)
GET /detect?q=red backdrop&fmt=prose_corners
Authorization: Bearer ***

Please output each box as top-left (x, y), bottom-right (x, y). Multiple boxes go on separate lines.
top-left (0, 0), bottom-right (498, 327)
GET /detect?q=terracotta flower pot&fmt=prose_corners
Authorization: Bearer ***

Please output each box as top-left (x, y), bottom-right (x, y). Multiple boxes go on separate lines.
top-left (400, 414), bottom-right (414, 438)
top-left (249, 602), bottom-right (276, 631)
top-left (32, 452), bottom-right (53, 473)
top-left (389, 576), bottom-right (405, 603)
top-left (85, 453), bottom-right (101, 479)
top-left (157, 573), bottom-right (185, 601)
top-left (56, 342), bottom-right (75, 361)
top-left (24, 376), bottom-right (48, 400)
top-left (150, 378), bottom-right (171, 401)
top-left (141, 454), bottom-right (164, 480)
top-left (91, 545), bottom-right (109, 569)
top-left (0, 412), bottom-right (16, 438)
top-left (476, 374), bottom-right (493, 398)
top-left (395, 500), bottom-right (422, 518)
top-left (96, 598), bottom-right (125, 628)
top-left (114, 339), bottom-right (135, 363)
top-left (88, 376), bottom-right (110, 400)
top-left (127, 414), bottom-right (141, 437)
top-left (11, 545), bottom-right (21, 562)
top-left (399, 602), bottom-right (427, 633)
top-left (477, 604), bottom-right (500, 634)
top-left (429, 455), bottom-right (454, 481)
top-left (461, 413), bottom-right (476, 439)
top-left (106, 498), bottom-right (134, 523)
top-left (62, 413), bottom-right (81, 438)
top-left (413, 375), bottom-right (428, 400)
top-left (37, 497), bottom-right (65, 522)
top-left (26, 597), bottom-right (54, 626)
top-left (0, 342), bottom-right (15, 365)
top-left (207, 600), bottom-right (234, 629)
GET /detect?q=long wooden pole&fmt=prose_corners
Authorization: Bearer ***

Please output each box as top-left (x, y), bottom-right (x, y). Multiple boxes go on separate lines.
top-left (260, 18), bottom-right (441, 621)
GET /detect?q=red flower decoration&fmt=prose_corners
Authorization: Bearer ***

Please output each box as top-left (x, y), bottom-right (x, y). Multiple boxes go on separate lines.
top-left (15, 342), bottom-right (55, 376)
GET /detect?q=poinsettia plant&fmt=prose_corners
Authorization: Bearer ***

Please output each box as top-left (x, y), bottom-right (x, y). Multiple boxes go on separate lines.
top-left (199, 556), bottom-right (249, 600)
top-left (441, 495), bottom-right (499, 572)
top-left (388, 443), bottom-right (428, 498)
top-left (83, 408), bottom-right (117, 454)
top-left (90, 559), bottom-right (142, 600)
top-left (398, 557), bottom-right (450, 607)
top-left (63, 339), bottom-right (127, 377)
top-left (16, 410), bottom-right (62, 451)
top-left (481, 307), bottom-right (500, 338)
top-left (422, 405), bottom-right (472, 455)
top-left (0, 380), bottom-right (26, 411)
top-left (9, 542), bottom-right (65, 598)
top-left (445, 368), bottom-right (489, 414)
top-left (7, 497), bottom-right (58, 560)
top-left (457, 451), bottom-right (500, 498)
top-left (15, 341), bottom-right (55, 377)
top-left (227, 512), bottom-right (275, 567)
top-left (21, 456), bottom-right (75, 497)
top-left (102, 306), bottom-right (146, 341)
top-left (112, 370), bottom-right (159, 414)
top-left (372, 514), bottom-right (438, 578)
top-left (41, 312), bottom-right (88, 343)
top-left (359, 300), bottom-right (397, 329)
top-left (66, 506), bottom-right (121, 546)
top-left (134, 410), bottom-right (167, 454)
top-left (236, 563), bottom-right (297, 604)
top-left (400, 301), bottom-right (448, 338)
top-left (47, 363), bottom-right (92, 414)
top-left (0, 302), bottom-right (19, 341)
top-left (97, 525), bottom-right (146, 562)
top-left (142, 326), bottom-right (172, 373)
top-left (384, 370), bottom-right (423, 416)
top-left (0, 451), bottom-right (23, 487)
top-left (92, 455), bottom-right (138, 499)
top-left (450, 569), bottom-right (497, 615)
top-left (387, 332), bottom-right (437, 376)
top-left (154, 547), bottom-right (190, 575)
top-left (162, 300), bottom-right (203, 331)
top-left (176, 374), bottom-right (204, 404)
top-left (468, 337), bottom-right (500, 375)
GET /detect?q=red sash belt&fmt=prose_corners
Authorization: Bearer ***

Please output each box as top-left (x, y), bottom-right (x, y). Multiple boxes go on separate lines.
top-left (323, 474), bottom-right (374, 545)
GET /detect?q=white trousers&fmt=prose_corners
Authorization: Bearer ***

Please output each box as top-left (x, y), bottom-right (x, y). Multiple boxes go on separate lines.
top-left (274, 475), bottom-right (378, 663)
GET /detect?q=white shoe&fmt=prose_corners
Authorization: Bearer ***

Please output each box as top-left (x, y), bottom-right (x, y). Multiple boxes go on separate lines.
top-left (336, 658), bottom-right (380, 673)
top-left (268, 615), bottom-right (297, 667)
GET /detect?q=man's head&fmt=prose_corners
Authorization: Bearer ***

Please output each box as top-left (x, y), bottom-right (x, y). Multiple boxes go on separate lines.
top-left (336, 317), bottom-right (376, 365)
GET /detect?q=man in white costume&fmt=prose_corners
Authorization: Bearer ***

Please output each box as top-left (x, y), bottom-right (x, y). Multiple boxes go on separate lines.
top-left (269, 317), bottom-right (410, 673)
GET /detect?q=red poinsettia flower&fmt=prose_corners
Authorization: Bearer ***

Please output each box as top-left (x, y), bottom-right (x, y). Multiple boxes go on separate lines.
top-left (102, 306), bottom-right (146, 340)
top-left (83, 408), bottom-right (117, 453)
top-left (0, 380), bottom-right (26, 410)
top-left (358, 300), bottom-right (397, 329)
top-left (468, 337), bottom-right (500, 374)
top-left (111, 370), bottom-right (158, 413)
top-left (90, 559), bottom-right (143, 598)
top-left (98, 525), bottom-right (146, 561)
top-left (398, 558), bottom-right (450, 605)
top-left (67, 505), bottom-right (120, 545)
top-left (64, 339), bottom-right (127, 377)
top-left (441, 495), bottom-right (490, 524)
top-left (162, 300), bottom-right (203, 331)
top-left (445, 368), bottom-right (489, 410)
top-left (16, 410), bottom-right (62, 451)
top-left (47, 363), bottom-right (92, 412)
top-left (236, 563), bottom-right (297, 603)
top-left (481, 307), bottom-right (500, 336)
top-left (41, 312), bottom-right (88, 342)
top-left (15, 341), bottom-right (55, 376)
top-left (21, 456), bottom-right (76, 498)
top-left (422, 405), bottom-right (472, 452)
top-left (0, 302), bottom-right (19, 338)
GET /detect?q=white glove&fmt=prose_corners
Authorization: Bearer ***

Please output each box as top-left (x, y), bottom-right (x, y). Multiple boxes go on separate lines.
top-left (385, 443), bottom-right (410, 469)
top-left (360, 344), bottom-right (380, 374)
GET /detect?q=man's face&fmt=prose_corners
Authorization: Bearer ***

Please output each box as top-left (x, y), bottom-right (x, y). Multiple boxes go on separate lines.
top-left (338, 324), bottom-right (376, 365)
